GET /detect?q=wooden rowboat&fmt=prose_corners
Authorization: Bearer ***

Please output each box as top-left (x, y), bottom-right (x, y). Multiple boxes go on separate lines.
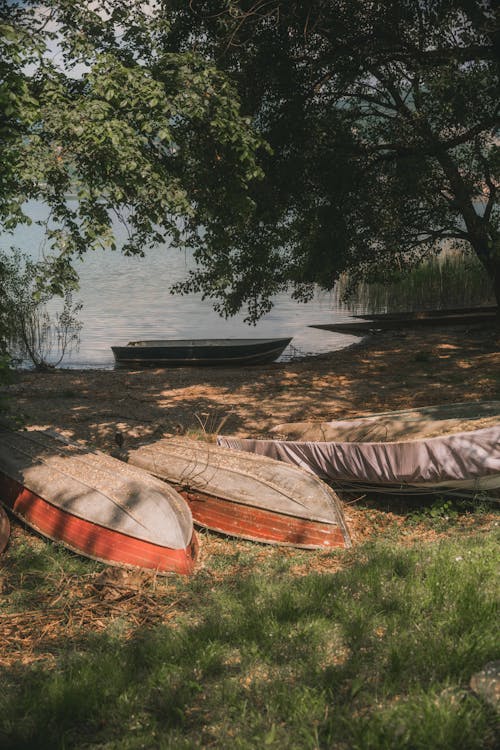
top-left (310, 307), bottom-right (496, 335)
top-left (0, 505), bottom-right (10, 553)
top-left (0, 429), bottom-right (197, 574)
top-left (218, 402), bottom-right (500, 496)
top-left (111, 337), bottom-right (292, 367)
top-left (127, 436), bottom-right (351, 549)
top-left (352, 305), bottom-right (497, 321)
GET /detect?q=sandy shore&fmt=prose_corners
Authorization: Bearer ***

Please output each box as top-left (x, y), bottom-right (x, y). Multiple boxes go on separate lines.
top-left (5, 323), bottom-right (499, 455)
top-left (0, 321), bottom-right (498, 582)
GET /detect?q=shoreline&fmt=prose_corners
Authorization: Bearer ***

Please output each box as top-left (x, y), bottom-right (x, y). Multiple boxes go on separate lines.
top-left (4, 324), bottom-right (498, 456)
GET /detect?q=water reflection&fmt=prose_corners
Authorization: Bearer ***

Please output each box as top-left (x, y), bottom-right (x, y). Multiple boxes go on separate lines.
top-left (1, 202), bottom-right (360, 368)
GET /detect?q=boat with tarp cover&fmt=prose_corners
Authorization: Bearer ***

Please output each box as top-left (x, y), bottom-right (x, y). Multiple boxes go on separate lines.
top-left (0, 428), bottom-right (197, 573)
top-left (217, 402), bottom-right (500, 496)
top-left (127, 436), bottom-right (351, 549)
top-left (111, 337), bottom-right (292, 367)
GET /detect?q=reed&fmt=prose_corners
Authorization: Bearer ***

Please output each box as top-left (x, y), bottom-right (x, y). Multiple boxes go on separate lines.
top-left (334, 250), bottom-right (495, 314)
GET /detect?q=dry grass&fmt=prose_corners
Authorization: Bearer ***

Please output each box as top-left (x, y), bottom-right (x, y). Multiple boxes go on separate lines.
top-left (5, 323), bottom-right (499, 453)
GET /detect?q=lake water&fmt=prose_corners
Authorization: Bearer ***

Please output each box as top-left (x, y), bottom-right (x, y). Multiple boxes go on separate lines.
top-left (1, 202), bottom-right (362, 368)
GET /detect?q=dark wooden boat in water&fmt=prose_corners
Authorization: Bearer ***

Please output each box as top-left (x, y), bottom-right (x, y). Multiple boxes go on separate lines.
top-left (111, 337), bottom-right (292, 366)
top-left (0, 505), bottom-right (10, 553)
top-left (0, 429), bottom-right (197, 574)
top-left (310, 306), bottom-right (497, 335)
top-left (353, 305), bottom-right (497, 321)
top-left (127, 436), bottom-right (351, 549)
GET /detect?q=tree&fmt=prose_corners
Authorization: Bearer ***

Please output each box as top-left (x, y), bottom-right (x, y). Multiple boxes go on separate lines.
top-left (0, 249), bottom-right (83, 370)
top-left (1, 1), bottom-right (498, 327)
top-left (0, 0), bottom-right (264, 324)
top-left (161, 0), bottom-right (499, 318)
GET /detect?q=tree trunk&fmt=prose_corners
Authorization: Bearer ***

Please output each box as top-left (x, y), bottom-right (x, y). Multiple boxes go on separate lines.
top-left (434, 149), bottom-right (499, 316)
top-left (471, 239), bottom-right (499, 294)
top-left (470, 238), bottom-right (500, 327)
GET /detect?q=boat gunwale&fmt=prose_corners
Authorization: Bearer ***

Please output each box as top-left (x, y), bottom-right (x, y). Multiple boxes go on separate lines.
top-left (128, 438), bottom-right (346, 526)
top-left (263, 423), bottom-right (500, 449)
top-left (119, 337), bottom-right (292, 348)
top-left (0, 429), bottom-right (194, 547)
top-left (179, 486), bottom-right (348, 549)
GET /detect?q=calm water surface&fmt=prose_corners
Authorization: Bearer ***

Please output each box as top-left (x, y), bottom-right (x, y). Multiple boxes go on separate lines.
top-left (1, 202), bottom-right (361, 368)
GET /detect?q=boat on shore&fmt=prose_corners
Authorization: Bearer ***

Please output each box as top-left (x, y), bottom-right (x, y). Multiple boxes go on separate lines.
top-left (0, 505), bottom-right (10, 553)
top-left (111, 337), bottom-right (293, 367)
top-left (0, 429), bottom-right (197, 573)
top-left (127, 436), bottom-right (351, 549)
top-left (310, 306), bottom-right (497, 334)
top-left (353, 305), bottom-right (497, 321)
top-left (217, 402), bottom-right (500, 495)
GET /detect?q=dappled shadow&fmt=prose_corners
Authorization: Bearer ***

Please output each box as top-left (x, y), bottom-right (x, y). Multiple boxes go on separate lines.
top-left (0, 325), bottom-right (498, 746)
top-left (4, 325), bottom-right (499, 461)
top-left (0, 531), bottom-right (497, 749)
top-left (0, 429), bottom-right (195, 574)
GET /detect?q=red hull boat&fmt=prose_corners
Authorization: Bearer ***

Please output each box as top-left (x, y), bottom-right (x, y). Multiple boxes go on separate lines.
top-left (0, 429), bottom-right (197, 574)
top-left (0, 504), bottom-right (9, 553)
top-left (127, 437), bottom-right (351, 549)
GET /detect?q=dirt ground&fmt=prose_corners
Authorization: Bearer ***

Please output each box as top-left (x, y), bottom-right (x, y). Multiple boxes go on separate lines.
top-left (0, 323), bottom-right (498, 668)
top-left (6, 322), bottom-right (499, 454)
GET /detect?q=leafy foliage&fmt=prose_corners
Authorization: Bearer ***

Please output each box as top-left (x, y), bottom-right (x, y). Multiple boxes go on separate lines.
top-left (164, 0), bottom-right (500, 318)
top-left (1, 1), bottom-right (498, 323)
top-left (0, 0), bottom-right (265, 301)
top-left (0, 249), bottom-right (82, 370)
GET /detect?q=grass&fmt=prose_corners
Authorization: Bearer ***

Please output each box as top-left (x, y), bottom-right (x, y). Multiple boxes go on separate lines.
top-left (0, 508), bottom-right (498, 749)
top-left (336, 250), bottom-right (495, 314)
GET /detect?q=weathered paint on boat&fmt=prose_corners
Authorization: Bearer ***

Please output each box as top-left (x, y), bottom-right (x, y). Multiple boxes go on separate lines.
top-left (0, 429), bottom-right (197, 573)
top-left (127, 436), bottom-right (351, 549)
top-left (0, 504), bottom-right (9, 553)
top-left (111, 337), bottom-right (292, 367)
top-left (271, 401), bottom-right (500, 442)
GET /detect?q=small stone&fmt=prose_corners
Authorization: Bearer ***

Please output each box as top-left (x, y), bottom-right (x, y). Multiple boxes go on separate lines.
top-left (470, 661), bottom-right (500, 711)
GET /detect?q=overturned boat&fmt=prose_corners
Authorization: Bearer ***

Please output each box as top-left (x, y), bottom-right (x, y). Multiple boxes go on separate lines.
top-left (127, 436), bottom-right (351, 549)
top-left (0, 505), bottom-right (9, 554)
top-left (217, 402), bottom-right (500, 495)
top-left (0, 429), bottom-right (197, 574)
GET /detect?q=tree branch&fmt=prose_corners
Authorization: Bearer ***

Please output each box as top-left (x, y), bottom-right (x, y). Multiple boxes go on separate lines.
top-left (474, 137), bottom-right (498, 223)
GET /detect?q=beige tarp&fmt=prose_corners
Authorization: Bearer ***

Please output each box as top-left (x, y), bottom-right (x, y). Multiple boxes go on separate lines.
top-left (217, 424), bottom-right (500, 492)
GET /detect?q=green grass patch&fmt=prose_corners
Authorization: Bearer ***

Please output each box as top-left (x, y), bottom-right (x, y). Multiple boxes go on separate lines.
top-left (0, 529), bottom-right (498, 749)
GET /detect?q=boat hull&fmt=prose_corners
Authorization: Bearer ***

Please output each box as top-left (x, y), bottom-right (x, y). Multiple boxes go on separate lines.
top-left (311, 308), bottom-right (497, 334)
top-left (111, 338), bottom-right (292, 367)
top-left (0, 504), bottom-right (9, 553)
top-left (0, 429), bottom-right (197, 574)
top-left (218, 403), bottom-right (500, 495)
top-left (180, 488), bottom-right (347, 548)
top-left (0, 475), bottom-right (197, 573)
top-left (127, 437), bottom-right (351, 549)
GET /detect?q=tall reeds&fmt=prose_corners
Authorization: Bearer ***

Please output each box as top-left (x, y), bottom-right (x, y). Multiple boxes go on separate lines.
top-left (334, 250), bottom-right (495, 314)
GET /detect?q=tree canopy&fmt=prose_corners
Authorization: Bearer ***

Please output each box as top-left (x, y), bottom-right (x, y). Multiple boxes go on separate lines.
top-left (163, 0), bottom-right (499, 315)
top-left (1, 0), bottom-right (499, 324)
top-left (0, 0), bottom-right (264, 317)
